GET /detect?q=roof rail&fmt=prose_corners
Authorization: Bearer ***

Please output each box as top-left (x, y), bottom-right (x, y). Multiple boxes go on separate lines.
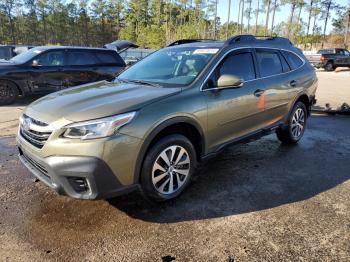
top-left (225, 34), bottom-right (292, 46)
top-left (167, 39), bottom-right (216, 47)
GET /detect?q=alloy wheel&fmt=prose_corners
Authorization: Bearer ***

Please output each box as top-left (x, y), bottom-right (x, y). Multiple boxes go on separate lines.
top-left (151, 145), bottom-right (190, 195)
top-left (291, 108), bottom-right (305, 139)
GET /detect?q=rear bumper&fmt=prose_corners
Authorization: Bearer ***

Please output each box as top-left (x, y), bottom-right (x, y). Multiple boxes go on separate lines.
top-left (310, 62), bottom-right (325, 68)
top-left (18, 145), bottom-right (138, 199)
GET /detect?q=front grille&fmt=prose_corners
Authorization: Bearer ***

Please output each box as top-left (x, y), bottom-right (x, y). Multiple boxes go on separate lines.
top-left (20, 148), bottom-right (50, 179)
top-left (19, 114), bottom-right (53, 149)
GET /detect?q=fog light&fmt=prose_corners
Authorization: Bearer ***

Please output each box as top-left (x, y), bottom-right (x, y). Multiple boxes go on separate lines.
top-left (67, 177), bottom-right (89, 193)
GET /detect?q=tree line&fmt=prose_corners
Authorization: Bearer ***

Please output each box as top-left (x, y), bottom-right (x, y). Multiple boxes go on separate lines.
top-left (0, 0), bottom-right (349, 49)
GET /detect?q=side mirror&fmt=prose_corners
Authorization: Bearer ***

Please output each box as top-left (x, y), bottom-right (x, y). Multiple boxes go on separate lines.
top-left (32, 60), bottom-right (41, 68)
top-left (217, 74), bottom-right (243, 89)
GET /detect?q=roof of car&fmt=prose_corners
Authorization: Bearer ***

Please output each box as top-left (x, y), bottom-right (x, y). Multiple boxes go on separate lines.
top-left (31, 46), bottom-right (113, 51)
top-left (166, 41), bottom-right (225, 49)
top-left (165, 35), bottom-right (297, 52)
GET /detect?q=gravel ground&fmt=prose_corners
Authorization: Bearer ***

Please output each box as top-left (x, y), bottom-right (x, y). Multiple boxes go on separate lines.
top-left (314, 68), bottom-right (350, 109)
top-left (0, 73), bottom-right (349, 261)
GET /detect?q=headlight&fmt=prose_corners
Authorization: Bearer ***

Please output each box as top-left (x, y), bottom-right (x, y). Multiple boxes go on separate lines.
top-left (62, 112), bottom-right (136, 140)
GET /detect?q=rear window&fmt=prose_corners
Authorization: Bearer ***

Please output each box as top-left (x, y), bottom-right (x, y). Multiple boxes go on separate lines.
top-left (256, 50), bottom-right (283, 77)
top-left (67, 51), bottom-right (99, 66)
top-left (317, 49), bottom-right (334, 54)
top-left (282, 51), bottom-right (303, 70)
top-left (95, 51), bottom-right (125, 66)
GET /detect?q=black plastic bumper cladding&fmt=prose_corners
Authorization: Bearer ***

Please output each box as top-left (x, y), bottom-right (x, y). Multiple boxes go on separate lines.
top-left (18, 146), bottom-right (137, 199)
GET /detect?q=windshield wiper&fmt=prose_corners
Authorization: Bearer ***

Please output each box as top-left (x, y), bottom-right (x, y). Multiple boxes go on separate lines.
top-left (118, 78), bottom-right (160, 87)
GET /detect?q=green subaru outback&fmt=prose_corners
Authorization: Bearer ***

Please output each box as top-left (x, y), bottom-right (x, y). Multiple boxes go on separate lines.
top-left (17, 35), bottom-right (317, 201)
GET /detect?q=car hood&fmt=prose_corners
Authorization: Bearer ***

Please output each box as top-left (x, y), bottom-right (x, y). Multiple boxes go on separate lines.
top-left (25, 81), bottom-right (181, 124)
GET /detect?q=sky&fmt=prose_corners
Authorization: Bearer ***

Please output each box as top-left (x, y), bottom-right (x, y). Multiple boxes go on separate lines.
top-left (216, 0), bottom-right (350, 34)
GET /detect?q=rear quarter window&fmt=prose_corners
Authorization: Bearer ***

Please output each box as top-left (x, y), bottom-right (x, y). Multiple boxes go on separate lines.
top-left (282, 51), bottom-right (304, 70)
top-left (67, 50), bottom-right (99, 65)
top-left (95, 51), bottom-right (125, 66)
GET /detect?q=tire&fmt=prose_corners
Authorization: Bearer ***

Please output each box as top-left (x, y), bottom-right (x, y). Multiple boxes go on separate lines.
top-left (0, 80), bottom-right (19, 105)
top-left (276, 101), bottom-right (307, 144)
top-left (324, 62), bottom-right (334, 71)
top-left (140, 134), bottom-right (197, 202)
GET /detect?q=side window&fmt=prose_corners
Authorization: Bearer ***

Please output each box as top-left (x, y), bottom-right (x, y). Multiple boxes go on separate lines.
top-left (67, 51), bottom-right (99, 66)
top-left (217, 52), bottom-right (256, 81)
top-left (256, 50), bottom-right (283, 77)
top-left (280, 52), bottom-right (291, 72)
top-left (95, 51), bottom-right (125, 66)
top-left (36, 50), bottom-right (65, 66)
top-left (344, 50), bottom-right (350, 56)
top-left (282, 51), bottom-right (303, 70)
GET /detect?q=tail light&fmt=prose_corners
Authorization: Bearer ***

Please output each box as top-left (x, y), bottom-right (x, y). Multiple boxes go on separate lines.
top-left (320, 55), bottom-right (325, 62)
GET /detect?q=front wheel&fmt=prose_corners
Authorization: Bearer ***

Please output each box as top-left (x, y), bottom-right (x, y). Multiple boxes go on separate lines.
top-left (276, 102), bottom-right (307, 144)
top-left (140, 134), bottom-right (197, 202)
top-left (0, 80), bottom-right (19, 105)
top-left (324, 62), bottom-right (334, 71)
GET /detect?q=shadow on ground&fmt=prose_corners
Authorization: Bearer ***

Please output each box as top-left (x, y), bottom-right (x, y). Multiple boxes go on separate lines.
top-left (108, 115), bottom-right (350, 223)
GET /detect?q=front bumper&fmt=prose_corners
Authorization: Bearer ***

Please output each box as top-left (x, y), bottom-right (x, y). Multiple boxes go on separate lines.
top-left (17, 143), bottom-right (139, 200)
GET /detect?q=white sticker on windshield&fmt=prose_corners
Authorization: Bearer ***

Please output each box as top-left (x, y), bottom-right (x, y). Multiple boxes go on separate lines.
top-left (193, 48), bottom-right (219, 54)
top-left (33, 50), bottom-right (42, 54)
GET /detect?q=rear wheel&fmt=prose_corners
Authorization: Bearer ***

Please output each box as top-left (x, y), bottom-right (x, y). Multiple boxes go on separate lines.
top-left (324, 62), bottom-right (334, 71)
top-left (140, 134), bottom-right (197, 202)
top-left (276, 101), bottom-right (307, 144)
top-left (0, 80), bottom-right (19, 105)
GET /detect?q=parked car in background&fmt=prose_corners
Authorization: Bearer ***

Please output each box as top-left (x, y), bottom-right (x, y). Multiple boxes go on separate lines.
top-left (305, 48), bottom-right (350, 71)
top-left (0, 45), bottom-right (35, 61)
top-left (0, 46), bottom-right (126, 105)
top-left (17, 35), bottom-right (317, 202)
top-left (104, 40), bottom-right (155, 65)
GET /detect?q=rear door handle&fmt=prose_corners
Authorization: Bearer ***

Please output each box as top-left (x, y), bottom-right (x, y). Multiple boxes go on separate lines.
top-left (254, 89), bottom-right (265, 97)
top-left (289, 80), bottom-right (297, 87)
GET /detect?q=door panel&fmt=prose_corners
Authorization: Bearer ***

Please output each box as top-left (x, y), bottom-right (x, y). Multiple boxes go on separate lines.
top-left (205, 80), bottom-right (267, 150)
top-left (255, 49), bottom-right (293, 126)
top-left (29, 50), bottom-right (67, 93)
top-left (204, 50), bottom-right (267, 150)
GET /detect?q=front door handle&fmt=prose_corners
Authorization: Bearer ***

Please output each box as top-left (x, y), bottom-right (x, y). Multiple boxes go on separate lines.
top-left (254, 89), bottom-right (265, 97)
top-left (289, 80), bottom-right (297, 87)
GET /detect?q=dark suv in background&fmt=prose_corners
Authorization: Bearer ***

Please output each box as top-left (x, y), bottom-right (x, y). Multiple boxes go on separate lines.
top-left (0, 46), bottom-right (126, 105)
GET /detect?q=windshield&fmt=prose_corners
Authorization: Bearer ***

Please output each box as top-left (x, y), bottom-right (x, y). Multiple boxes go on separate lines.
top-left (10, 47), bottom-right (44, 64)
top-left (118, 46), bottom-right (219, 86)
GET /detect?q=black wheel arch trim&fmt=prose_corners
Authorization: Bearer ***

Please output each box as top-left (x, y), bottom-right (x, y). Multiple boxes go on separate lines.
top-left (133, 116), bottom-right (206, 184)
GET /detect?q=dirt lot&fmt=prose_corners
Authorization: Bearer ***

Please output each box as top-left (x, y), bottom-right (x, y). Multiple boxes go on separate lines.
top-left (0, 72), bottom-right (349, 261)
top-left (315, 68), bottom-right (350, 109)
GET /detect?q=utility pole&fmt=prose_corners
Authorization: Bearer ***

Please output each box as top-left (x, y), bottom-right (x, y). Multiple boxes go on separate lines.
top-left (214, 0), bottom-right (218, 39)
top-left (226, 0), bottom-right (232, 38)
top-left (241, 0), bottom-right (245, 34)
top-left (345, 6), bottom-right (350, 48)
top-left (265, 0), bottom-right (271, 36)
top-left (238, 0), bottom-right (242, 34)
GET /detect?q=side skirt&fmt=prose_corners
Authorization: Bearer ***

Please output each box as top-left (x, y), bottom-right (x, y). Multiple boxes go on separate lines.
top-left (201, 123), bottom-right (283, 161)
